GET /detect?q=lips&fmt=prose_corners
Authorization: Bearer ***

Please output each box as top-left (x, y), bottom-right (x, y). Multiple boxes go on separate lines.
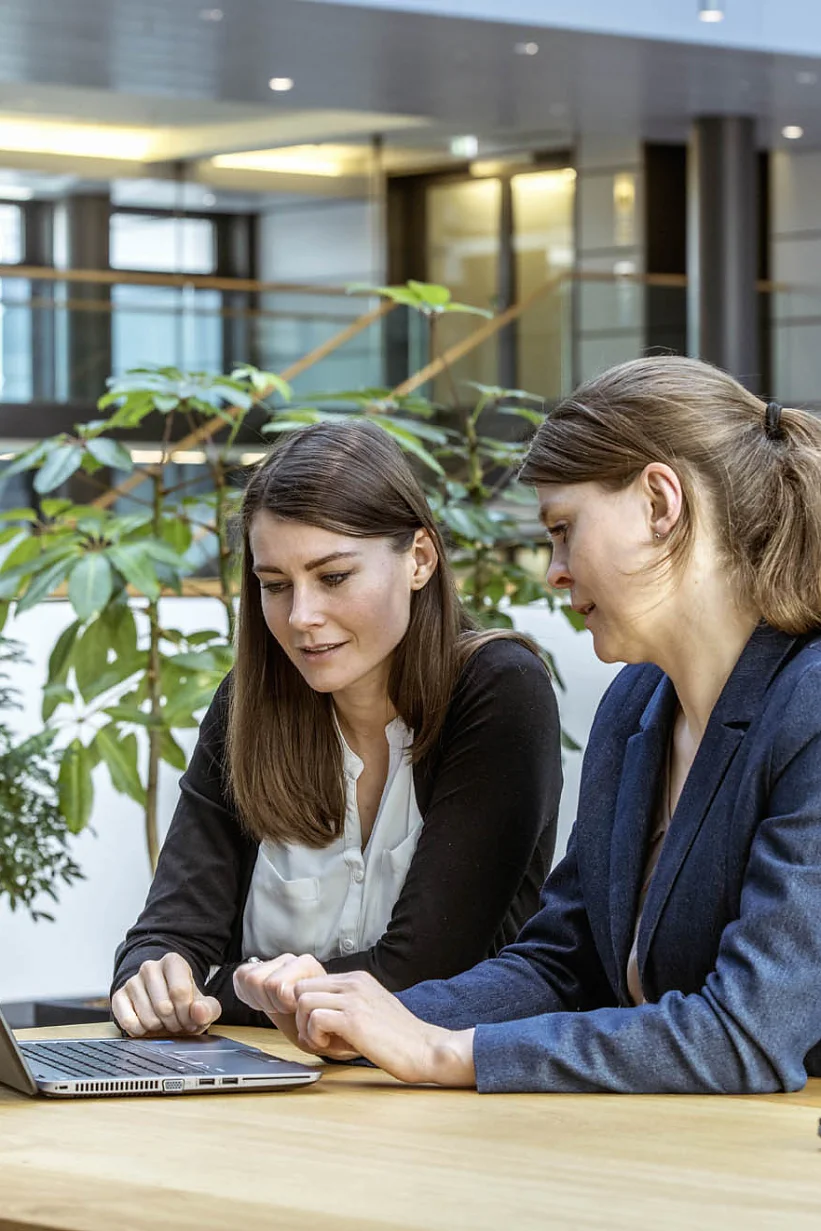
top-left (572, 603), bottom-right (595, 617)
top-left (297, 642), bottom-right (347, 658)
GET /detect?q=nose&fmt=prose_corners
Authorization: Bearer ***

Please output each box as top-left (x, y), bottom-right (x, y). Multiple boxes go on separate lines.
top-left (546, 552), bottom-right (572, 592)
top-left (288, 585), bottom-right (324, 631)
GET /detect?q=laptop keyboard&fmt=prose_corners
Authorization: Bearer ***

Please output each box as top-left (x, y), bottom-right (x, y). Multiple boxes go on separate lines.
top-left (19, 1039), bottom-right (206, 1080)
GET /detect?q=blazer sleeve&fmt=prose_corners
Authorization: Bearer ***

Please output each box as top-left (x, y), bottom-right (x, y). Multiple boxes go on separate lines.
top-left (469, 676), bottom-right (821, 1094)
top-left (396, 825), bottom-right (616, 1027)
top-left (109, 677), bottom-right (259, 1018)
top-left (324, 640), bottom-right (563, 990)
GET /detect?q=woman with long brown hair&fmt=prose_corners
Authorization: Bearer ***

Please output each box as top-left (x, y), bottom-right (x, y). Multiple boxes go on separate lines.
top-left (264, 356), bottom-right (821, 1096)
top-left (111, 420), bottom-right (561, 1035)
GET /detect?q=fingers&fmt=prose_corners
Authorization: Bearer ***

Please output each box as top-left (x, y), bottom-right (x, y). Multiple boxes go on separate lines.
top-left (112, 984), bottom-right (162, 1037)
top-left (234, 953), bottom-right (327, 1017)
top-left (113, 954), bottom-right (219, 1036)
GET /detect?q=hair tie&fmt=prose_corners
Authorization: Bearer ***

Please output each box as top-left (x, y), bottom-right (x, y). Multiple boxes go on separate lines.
top-left (764, 401), bottom-right (784, 441)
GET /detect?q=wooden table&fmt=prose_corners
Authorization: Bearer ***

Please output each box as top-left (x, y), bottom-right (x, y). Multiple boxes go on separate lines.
top-left (2, 1023), bottom-right (821, 1230)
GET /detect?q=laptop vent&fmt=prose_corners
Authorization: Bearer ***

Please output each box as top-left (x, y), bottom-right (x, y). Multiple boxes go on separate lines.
top-left (74, 1079), bottom-right (163, 1096)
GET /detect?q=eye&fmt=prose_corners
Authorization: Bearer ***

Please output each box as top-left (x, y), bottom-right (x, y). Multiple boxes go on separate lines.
top-left (546, 522), bottom-right (567, 542)
top-left (260, 579), bottom-right (291, 594)
top-left (321, 571), bottom-right (352, 588)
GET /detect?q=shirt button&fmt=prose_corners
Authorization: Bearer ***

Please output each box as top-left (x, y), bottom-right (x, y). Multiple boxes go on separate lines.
top-left (341, 938), bottom-right (355, 953)
top-left (352, 866), bottom-right (364, 883)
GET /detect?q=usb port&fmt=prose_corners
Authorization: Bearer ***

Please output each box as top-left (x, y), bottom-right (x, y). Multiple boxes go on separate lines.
top-left (222, 1077), bottom-right (238, 1085)
top-left (199, 1078), bottom-right (215, 1086)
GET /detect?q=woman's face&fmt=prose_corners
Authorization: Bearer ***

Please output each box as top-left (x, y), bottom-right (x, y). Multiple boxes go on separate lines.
top-left (538, 477), bottom-right (670, 664)
top-left (248, 512), bottom-right (436, 699)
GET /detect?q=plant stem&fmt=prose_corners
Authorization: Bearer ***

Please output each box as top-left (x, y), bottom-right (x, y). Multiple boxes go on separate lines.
top-left (143, 418), bottom-right (176, 872)
top-left (212, 458), bottom-right (236, 644)
top-left (143, 476), bottom-right (163, 871)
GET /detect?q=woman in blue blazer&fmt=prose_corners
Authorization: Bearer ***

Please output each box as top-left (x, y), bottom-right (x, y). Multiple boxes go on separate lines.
top-left (236, 355), bottom-right (821, 1095)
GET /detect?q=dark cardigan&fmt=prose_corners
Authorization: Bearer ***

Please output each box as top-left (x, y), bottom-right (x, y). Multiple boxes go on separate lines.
top-left (112, 639), bottom-right (562, 1026)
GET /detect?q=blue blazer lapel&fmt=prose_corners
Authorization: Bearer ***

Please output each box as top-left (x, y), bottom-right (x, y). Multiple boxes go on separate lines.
top-left (609, 674), bottom-right (678, 999)
top-left (635, 624), bottom-right (800, 992)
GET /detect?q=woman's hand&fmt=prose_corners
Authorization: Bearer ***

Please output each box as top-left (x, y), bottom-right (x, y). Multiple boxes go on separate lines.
top-left (233, 952), bottom-right (339, 1047)
top-left (111, 953), bottom-right (222, 1036)
top-left (233, 952), bottom-right (327, 1016)
top-left (292, 971), bottom-right (477, 1086)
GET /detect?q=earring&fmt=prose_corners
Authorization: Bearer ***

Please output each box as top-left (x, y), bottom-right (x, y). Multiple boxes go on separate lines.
top-left (654, 532), bottom-right (662, 541)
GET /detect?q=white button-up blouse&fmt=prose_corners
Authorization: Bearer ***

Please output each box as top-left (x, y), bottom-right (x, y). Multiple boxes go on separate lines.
top-left (241, 717), bottom-right (423, 963)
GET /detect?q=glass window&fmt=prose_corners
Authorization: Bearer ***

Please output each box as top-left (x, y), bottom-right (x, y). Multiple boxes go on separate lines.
top-left (512, 168), bottom-right (576, 399)
top-left (110, 213), bottom-right (216, 274)
top-left (0, 204), bottom-right (23, 264)
top-left (111, 284), bottom-right (223, 375)
top-left (426, 178), bottom-right (501, 397)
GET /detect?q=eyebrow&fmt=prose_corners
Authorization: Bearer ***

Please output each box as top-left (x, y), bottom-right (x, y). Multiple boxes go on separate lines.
top-left (253, 550), bottom-right (361, 575)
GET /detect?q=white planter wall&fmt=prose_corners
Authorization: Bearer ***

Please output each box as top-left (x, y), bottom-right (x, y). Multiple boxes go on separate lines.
top-left (0, 599), bottom-right (619, 1003)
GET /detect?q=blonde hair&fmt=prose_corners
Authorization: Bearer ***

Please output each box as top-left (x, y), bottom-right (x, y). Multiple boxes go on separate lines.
top-left (520, 355), bottom-right (821, 634)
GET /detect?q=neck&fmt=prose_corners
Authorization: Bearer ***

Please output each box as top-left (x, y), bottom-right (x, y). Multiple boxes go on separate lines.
top-left (649, 563), bottom-right (758, 742)
top-left (332, 668), bottom-right (396, 751)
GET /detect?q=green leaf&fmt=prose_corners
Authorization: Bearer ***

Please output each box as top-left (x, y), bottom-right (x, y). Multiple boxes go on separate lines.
top-left (93, 727), bottom-right (145, 804)
top-left (100, 602), bottom-right (138, 660)
top-left (496, 405), bottom-right (545, 426)
top-left (442, 505), bottom-right (486, 541)
top-left (446, 302), bottom-right (494, 318)
top-left (58, 739), bottom-right (94, 834)
top-left (42, 682), bottom-right (75, 722)
top-left (560, 727), bottom-right (582, 753)
top-left (0, 441), bottom-right (51, 486)
top-left (169, 650), bottom-right (220, 672)
top-left (0, 507), bottom-right (38, 523)
top-left (153, 395), bottom-right (180, 412)
top-left (15, 557), bottom-right (75, 612)
top-left (184, 629), bottom-right (224, 646)
top-left (107, 545), bottom-right (160, 598)
top-left (73, 618), bottom-right (116, 702)
top-left (40, 498), bottom-right (75, 518)
top-left (231, 366), bottom-right (292, 401)
top-left (407, 280), bottom-right (451, 307)
top-left (159, 517), bottom-right (193, 554)
top-left (47, 619), bottom-right (82, 686)
top-left (369, 415), bottom-right (448, 446)
top-left (370, 419), bottom-right (444, 476)
top-left (67, 554), bottom-right (114, 621)
top-left (85, 437), bottom-right (135, 472)
top-left (33, 445), bottom-right (85, 495)
top-left (561, 604), bottom-right (587, 633)
top-left (80, 653), bottom-right (147, 704)
top-left (158, 729), bottom-right (188, 772)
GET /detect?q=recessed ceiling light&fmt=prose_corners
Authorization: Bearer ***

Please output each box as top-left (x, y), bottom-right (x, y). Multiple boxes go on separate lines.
top-left (698, 3), bottom-right (724, 21)
top-left (797, 71), bottom-right (818, 86)
top-left (198, 8), bottom-right (223, 21)
top-left (450, 135), bottom-right (479, 158)
top-left (783, 125), bottom-right (804, 139)
top-left (514, 41), bottom-right (539, 55)
top-left (268, 77), bottom-right (294, 92)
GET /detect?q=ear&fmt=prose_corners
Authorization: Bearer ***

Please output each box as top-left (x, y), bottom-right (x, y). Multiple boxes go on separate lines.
top-left (409, 528), bottom-right (439, 590)
top-left (640, 463), bottom-right (683, 540)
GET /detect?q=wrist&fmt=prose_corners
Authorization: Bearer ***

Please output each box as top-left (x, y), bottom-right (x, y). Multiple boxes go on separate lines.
top-left (427, 1027), bottom-right (476, 1087)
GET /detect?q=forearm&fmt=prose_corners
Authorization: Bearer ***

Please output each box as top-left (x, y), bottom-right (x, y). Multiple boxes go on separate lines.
top-left (397, 949), bottom-right (573, 1031)
top-left (471, 989), bottom-right (788, 1095)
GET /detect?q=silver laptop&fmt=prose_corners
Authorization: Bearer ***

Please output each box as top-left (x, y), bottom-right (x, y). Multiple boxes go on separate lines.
top-left (0, 1005), bottom-right (320, 1098)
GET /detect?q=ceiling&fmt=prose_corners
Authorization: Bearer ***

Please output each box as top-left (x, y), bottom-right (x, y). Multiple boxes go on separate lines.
top-left (0, 0), bottom-right (821, 202)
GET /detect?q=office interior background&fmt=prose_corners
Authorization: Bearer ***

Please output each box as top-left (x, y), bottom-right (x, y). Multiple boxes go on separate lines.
top-left (2, 0), bottom-right (821, 1015)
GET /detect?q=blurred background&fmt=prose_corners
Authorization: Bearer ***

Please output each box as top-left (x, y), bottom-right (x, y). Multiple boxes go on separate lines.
top-left (1, 0), bottom-right (820, 1022)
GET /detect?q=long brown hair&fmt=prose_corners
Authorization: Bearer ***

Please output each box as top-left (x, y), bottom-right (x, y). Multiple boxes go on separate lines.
top-left (227, 420), bottom-right (534, 846)
top-left (520, 355), bottom-right (821, 634)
